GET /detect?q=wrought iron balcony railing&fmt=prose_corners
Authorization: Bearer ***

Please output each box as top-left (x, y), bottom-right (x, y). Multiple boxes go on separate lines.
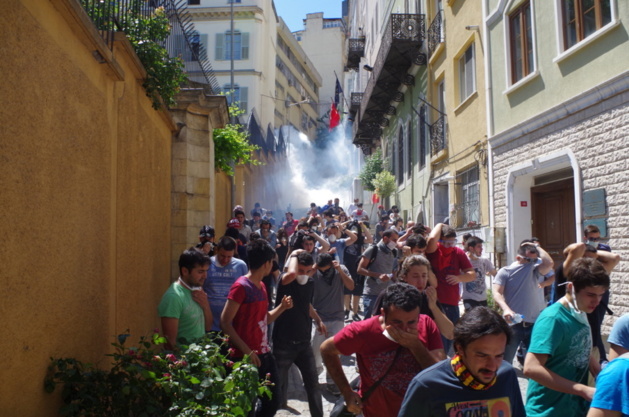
top-left (430, 116), bottom-right (446, 155)
top-left (427, 10), bottom-right (444, 57)
top-left (350, 93), bottom-right (363, 113)
top-left (346, 38), bottom-right (366, 70)
top-left (79, 0), bottom-right (219, 92)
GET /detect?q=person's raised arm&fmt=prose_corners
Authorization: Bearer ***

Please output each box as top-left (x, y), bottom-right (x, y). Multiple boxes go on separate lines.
top-left (426, 223), bottom-right (444, 254)
top-left (536, 245), bottom-right (554, 276)
top-left (597, 250), bottom-right (620, 274)
top-left (311, 231), bottom-right (330, 253)
top-left (342, 226), bottom-right (357, 246)
top-left (335, 261), bottom-right (354, 291)
top-left (425, 287), bottom-right (453, 339)
top-left (359, 221), bottom-right (373, 244)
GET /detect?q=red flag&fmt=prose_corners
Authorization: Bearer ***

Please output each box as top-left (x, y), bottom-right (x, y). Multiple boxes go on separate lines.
top-left (372, 193), bottom-right (380, 203)
top-left (329, 102), bottom-right (340, 131)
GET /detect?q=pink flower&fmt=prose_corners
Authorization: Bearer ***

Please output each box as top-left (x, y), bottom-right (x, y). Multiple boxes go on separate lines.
top-left (227, 348), bottom-right (236, 357)
top-left (162, 373), bottom-right (171, 379)
top-left (226, 361), bottom-right (234, 368)
top-left (165, 353), bottom-right (176, 362)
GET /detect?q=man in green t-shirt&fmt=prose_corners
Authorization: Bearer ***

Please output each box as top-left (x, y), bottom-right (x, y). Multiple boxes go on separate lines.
top-left (158, 248), bottom-right (212, 350)
top-left (524, 257), bottom-right (610, 417)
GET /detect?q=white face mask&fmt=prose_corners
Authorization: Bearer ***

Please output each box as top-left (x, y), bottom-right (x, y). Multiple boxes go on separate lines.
top-left (387, 241), bottom-right (397, 250)
top-left (296, 274), bottom-right (310, 285)
top-left (567, 284), bottom-right (588, 325)
top-left (328, 234), bottom-right (337, 243)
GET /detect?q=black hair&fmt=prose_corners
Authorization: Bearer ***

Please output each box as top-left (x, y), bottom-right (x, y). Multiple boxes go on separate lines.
top-left (382, 229), bottom-right (396, 239)
top-left (250, 232), bottom-right (261, 240)
top-left (517, 244), bottom-right (538, 257)
top-left (462, 233), bottom-right (473, 244)
top-left (411, 224), bottom-right (427, 235)
top-left (252, 211), bottom-right (261, 217)
top-left (234, 209), bottom-right (245, 217)
top-left (466, 237), bottom-right (484, 250)
top-left (296, 251), bottom-right (314, 267)
top-left (178, 247), bottom-right (211, 274)
top-left (568, 257), bottom-right (610, 293)
top-left (382, 283), bottom-right (421, 314)
top-left (217, 236), bottom-right (237, 252)
top-left (441, 225), bottom-right (457, 238)
top-left (380, 215), bottom-right (390, 222)
top-left (246, 239), bottom-right (276, 270)
top-left (260, 219), bottom-right (270, 228)
top-left (323, 209), bottom-right (334, 218)
top-left (407, 235), bottom-right (427, 249)
top-left (453, 307), bottom-right (512, 351)
top-left (316, 252), bottom-right (334, 268)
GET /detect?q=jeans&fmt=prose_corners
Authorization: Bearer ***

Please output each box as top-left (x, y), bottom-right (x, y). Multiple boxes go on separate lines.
top-left (504, 322), bottom-right (533, 365)
top-left (273, 340), bottom-right (323, 417)
top-left (312, 320), bottom-right (345, 384)
top-left (251, 352), bottom-right (280, 417)
top-left (363, 294), bottom-right (379, 319)
top-left (441, 303), bottom-right (460, 355)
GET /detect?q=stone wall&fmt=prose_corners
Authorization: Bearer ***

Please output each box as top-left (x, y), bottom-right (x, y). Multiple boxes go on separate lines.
top-left (491, 83), bottom-right (629, 334)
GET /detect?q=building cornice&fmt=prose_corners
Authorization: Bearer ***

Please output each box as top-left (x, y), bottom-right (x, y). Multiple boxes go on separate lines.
top-left (187, 6), bottom-right (263, 21)
top-left (489, 70), bottom-right (629, 149)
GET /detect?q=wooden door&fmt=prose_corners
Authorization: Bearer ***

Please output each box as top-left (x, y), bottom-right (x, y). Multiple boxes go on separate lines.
top-left (531, 178), bottom-right (576, 268)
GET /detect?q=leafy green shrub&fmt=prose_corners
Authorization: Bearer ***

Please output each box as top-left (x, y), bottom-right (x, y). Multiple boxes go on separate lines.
top-left (45, 332), bottom-right (270, 416)
top-left (213, 101), bottom-right (261, 176)
top-left (358, 148), bottom-right (384, 191)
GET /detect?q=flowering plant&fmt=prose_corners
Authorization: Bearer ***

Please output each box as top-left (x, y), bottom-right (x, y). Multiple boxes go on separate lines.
top-left (45, 332), bottom-right (269, 416)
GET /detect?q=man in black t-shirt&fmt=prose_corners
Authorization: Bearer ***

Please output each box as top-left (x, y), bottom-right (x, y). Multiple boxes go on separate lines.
top-left (272, 250), bottom-right (325, 417)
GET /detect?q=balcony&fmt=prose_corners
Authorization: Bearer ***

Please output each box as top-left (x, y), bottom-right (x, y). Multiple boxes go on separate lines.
top-left (350, 92), bottom-right (363, 115)
top-left (352, 14), bottom-right (426, 150)
top-left (346, 38), bottom-right (366, 70)
top-left (427, 10), bottom-right (444, 57)
top-left (430, 116), bottom-right (446, 155)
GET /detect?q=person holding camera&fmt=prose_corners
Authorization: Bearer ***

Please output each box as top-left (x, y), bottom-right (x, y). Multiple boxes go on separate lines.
top-left (492, 241), bottom-right (553, 365)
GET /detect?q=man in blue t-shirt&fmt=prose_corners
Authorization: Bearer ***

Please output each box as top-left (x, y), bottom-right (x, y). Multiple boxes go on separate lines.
top-left (203, 236), bottom-right (248, 332)
top-left (399, 306), bottom-right (525, 417)
top-left (524, 257), bottom-right (610, 417)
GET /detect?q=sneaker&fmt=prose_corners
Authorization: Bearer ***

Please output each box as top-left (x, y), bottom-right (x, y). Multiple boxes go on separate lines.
top-left (344, 309), bottom-right (350, 320)
top-left (352, 313), bottom-right (361, 321)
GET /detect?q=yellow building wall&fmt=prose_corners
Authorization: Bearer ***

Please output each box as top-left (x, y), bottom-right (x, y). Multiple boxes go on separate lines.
top-left (0, 0), bottom-right (175, 414)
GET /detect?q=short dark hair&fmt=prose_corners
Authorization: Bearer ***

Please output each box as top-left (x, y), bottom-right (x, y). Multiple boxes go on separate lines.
top-left (260, 219), bottom-right (270, 228)
top-left (380, 215), bottom-right (389, 223)
top-left (411, 224), bottom-right (427, 235)
top-left (316, 252), bottom-right (334, 268)
top-left (567, 258), bottom-right (610, 293)
top-left (382, 229), bottom-right (396, 239)
top-left (298, 220), bottom-right (309, 229)
top-left (250, 232), bottom-right (261, 240)
top-left (517, 244), bottom-right (538, 257)
top-left (178, 247), bottom-right (211, 274)
top-left (296, 251), bottom-right (314, 266)
top-left (246, 239), bottom-right (275, 270)
top-left (382, 283), bottom-right (421, 314)
top-left (454, 307), bottom-right (512, 351)
top-left (406, 235), bottom-right (427, 249)
top-left (252, 211), bottom-right (261, 218)
top-left (466, 237), bottom-right (484, 250)
top-left (584, 224), bottom-right (600, 236)
top-left (217, 236), bottom-right (237, 252)
top-left (323, 209), bottom-right (334, 218)
top-left (441, 225), bottom-right (456, 238)
top-left (234, 209), bottom-right (245, 217)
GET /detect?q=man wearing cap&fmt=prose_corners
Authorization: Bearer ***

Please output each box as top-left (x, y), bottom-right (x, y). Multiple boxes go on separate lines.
top-left (197, 225), bottom-right (216, 257)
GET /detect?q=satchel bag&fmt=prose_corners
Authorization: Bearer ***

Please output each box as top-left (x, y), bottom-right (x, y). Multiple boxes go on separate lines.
top-left (329, 347), bottom-right (401, 417)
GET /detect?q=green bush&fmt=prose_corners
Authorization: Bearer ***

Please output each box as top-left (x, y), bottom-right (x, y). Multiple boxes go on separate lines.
top-left (45, 332), bottom-right (270, 416)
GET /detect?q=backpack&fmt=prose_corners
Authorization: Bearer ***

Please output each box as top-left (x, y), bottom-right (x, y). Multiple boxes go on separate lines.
top-left (354, 244), bottom-right (379, 286)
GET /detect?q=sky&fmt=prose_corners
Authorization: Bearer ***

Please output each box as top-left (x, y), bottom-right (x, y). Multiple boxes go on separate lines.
top-left (273, 0), bottom-right (343, 32)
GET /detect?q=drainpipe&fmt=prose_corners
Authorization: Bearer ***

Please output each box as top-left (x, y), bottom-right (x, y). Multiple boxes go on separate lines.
top-left (482, 1), bottom-right (497, 260)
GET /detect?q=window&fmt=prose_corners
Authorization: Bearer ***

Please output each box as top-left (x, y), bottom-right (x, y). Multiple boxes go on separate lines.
top-left (222, 84), bottom-right (248, 113)
top-left (227, 0), bottom-right (241, 3)
top-left (418, 106), bottom-right (426, 169)
top-left (406, 121), bottom-right (412, 178)
top-left (459, 166), bottom-right (480, 227)
top-left (458, 43), bottom-right (475, 103)
top-left (509, 2), bottom-right (533, 83)
top-left (215, 31), bottom-right (249, 60)
top-left (562, 0), bottom-right (612, 50)
top-left (396, 128), bottom-right (404, 186)
top-left (188, 0), bottom-right (200, 4)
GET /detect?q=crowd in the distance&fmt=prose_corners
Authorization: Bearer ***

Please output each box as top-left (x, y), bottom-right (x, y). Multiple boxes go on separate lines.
top-left (158, 198), bottom-right (629, 417)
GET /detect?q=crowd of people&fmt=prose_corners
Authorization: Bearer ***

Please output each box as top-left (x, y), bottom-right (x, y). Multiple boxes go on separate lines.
top-left (158, 199), bottom-right (628, 417)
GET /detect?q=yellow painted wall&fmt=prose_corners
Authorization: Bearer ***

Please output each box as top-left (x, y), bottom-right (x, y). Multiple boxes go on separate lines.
top-left (0, 0), bottom-right (174, 414)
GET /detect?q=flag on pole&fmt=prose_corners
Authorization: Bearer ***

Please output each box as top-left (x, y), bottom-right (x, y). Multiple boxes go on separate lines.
top-left (329, 102), bottom-right (340, 131)
top-left (334, 79), bottom-right (343, 106)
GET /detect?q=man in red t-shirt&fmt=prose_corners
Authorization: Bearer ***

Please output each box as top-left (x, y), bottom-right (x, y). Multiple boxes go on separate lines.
top-left (221, 239), bottom-right (293, 417)
top-left (426, 223), bottom-right (475, 354)
top-left (320, 283), bottom-right (445, 417)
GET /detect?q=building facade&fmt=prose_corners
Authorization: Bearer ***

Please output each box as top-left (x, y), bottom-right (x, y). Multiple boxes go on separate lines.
top-left (485, 0), bottom-right (629, 321)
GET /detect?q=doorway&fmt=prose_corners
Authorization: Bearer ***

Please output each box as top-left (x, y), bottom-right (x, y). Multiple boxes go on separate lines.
top-left (531, 178), bottom-right (576, 267)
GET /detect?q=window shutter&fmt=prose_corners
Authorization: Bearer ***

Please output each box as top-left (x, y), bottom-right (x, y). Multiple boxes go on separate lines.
top-left (241, 32), bottom-right (250, 60)
top-left (240, 87), bottom-right (248, 112)
top-left (199, 34), bottom-right (208, 61)
top-left (215, 33), bottom-right (224, 60)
